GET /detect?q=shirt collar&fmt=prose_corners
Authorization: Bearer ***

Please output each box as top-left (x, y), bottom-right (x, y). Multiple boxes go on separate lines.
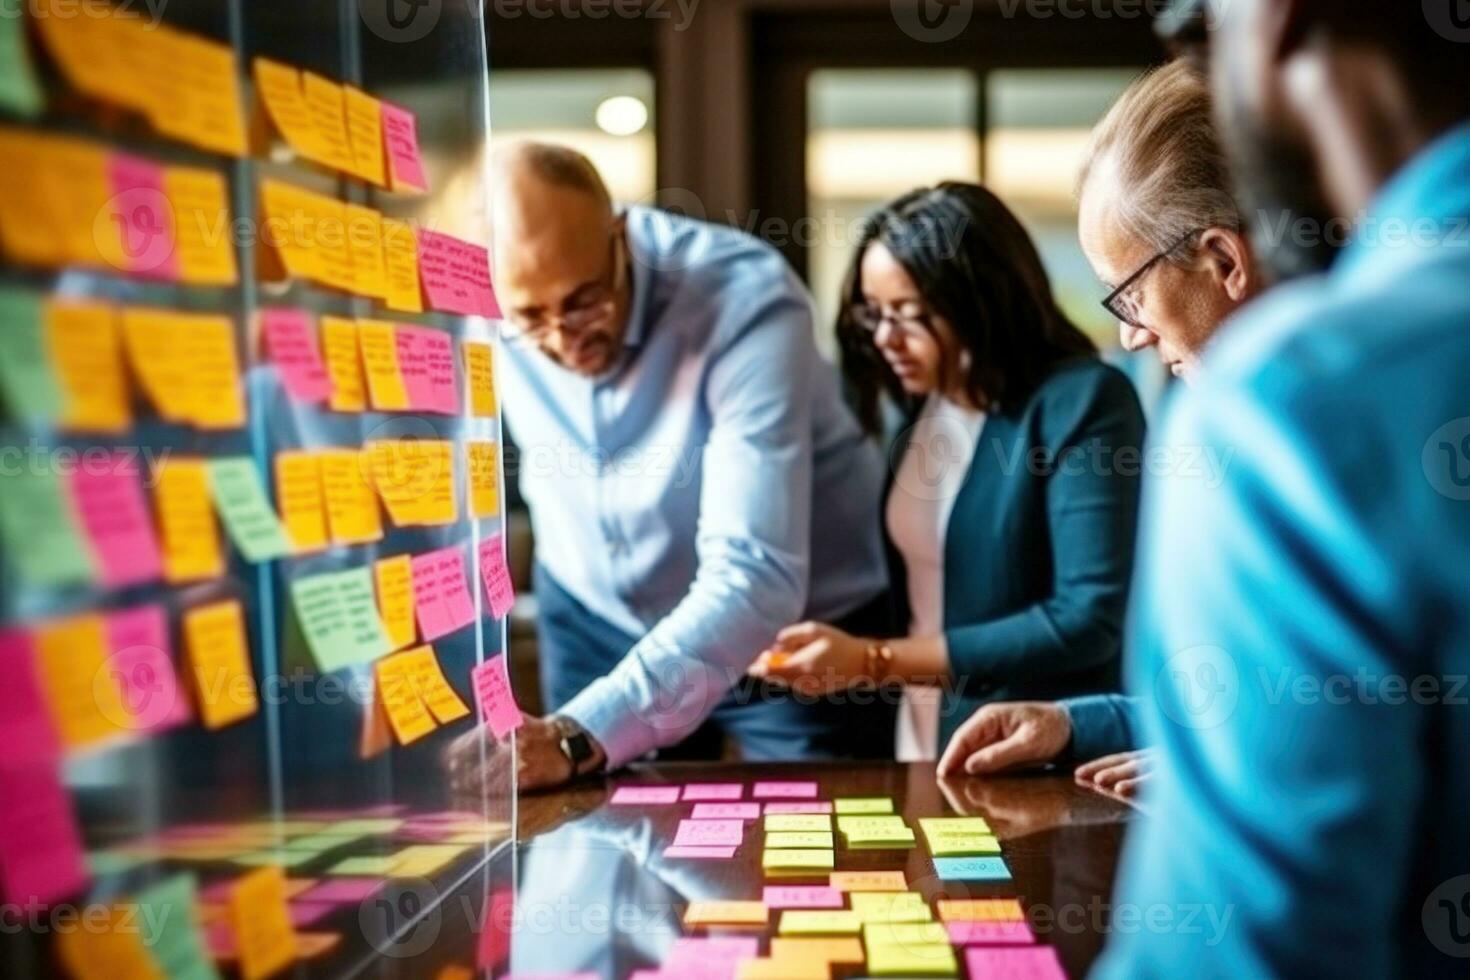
top-left (619, 206), bottom-right (655, 353)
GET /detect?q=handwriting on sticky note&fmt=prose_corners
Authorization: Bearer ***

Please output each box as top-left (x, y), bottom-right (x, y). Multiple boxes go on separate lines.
top-left (417, 230), bottom-right (498, 318)
top-left (184, 601), bottom-right (258, 730)
top-left (357, 319), bottom-right (411, 410)
top-left (373, 651), bottom-right (438, 745)
top-left (343, 87), bottom-right (386, 186)
top-left (477, 535), bottom-right (515, 620)
top-left (263, 309), bottom-right (332, 403)
top-left (762, 886), bottom-right (843, 910)
top-left (318, 449), bottom-right (383, 545)
top-left (107, 152), bottom-right (179, 280)
top-left (399, 646), bottom-right (470, 724)
top-left (68, 452), bottom-right (163, 588)
top-left (463, 341), bottom-right (496, 417)
top-left (230, 866), bottom-right (298, 980)
top-left (683, 901), bottom-right (768, 927)
top-left (291, 568), bottom-right (394, 673)
top-left (381, 101), bottom-right (428, 192)
top-left (964, 946), bottom-right (1066, 980)
top-left (467, 442), bottom-right (500, 520)
top-left (753, 781), bottom-right (819, 799)
top-left (164, 165), bottom-right (238, 286)
top-left (319, 316), bottom-right (367, 412)
top-left (673, 819), bottom-right (745, 848)
top-left (410, 546), bottom-right (476, 641)
top-left (300, 72), bottom-right (357, 175)
top-left (765, 801), bottom-right (833, 815)
top-left (374, 556), bottom-right (417, 651)
top-left (367, 440), bottom-right (456, 527)
top-left (829, 870), bottom-right (907, 892)
top-left (207, 457), bottom-right (292, 563)
top-left (105, 604), bottom-right (190, 734)
top-left (395, 324), bottom-right (459, 414)
top-left (47, 300), bottom-right (130, 433)
top-left (153, 458), bottom-right (225, 583)
top-left (382, 218), bottom-right (423, 313)
top-left (608, 786), bottom-right (680, 806)
top-left (692, 803), bottom-right (761, 820)
top-left (470, 655), bottom-right (522, 739)
top-left (683, 783), bottom-right (744, 801)
top-left (35, 615), bottom-right (130, 749)
top-left (275, 451), bottom-right (328, 554)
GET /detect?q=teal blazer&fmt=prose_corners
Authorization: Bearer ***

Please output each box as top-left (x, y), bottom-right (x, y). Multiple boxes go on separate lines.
top-left (885, 357), bottom-right (1147, 754)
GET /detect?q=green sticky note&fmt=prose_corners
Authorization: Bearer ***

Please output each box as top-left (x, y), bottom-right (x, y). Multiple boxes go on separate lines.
top-left (761, 849), bottom-right (834, 872)
top-left (0, 14), bottom-right (44, 117)
top-left (865, 941), bottom-right (957, 977)
top-left (925, 832), bottom-right (1001, 857)
top-left (918, 816), bottom-right (991, 836)
top-left (836, 815), bottom-right (908, 833)
top-left (290, 567), bottom-right (394, 672)
top-left (135, 875), bottom-right (222, 980)
top-left (863, 920), bottom-right (948, 947)
top-left (328, 856), bottom-right (400, 876)
top-left (777, 909), bottom-right (863, 935)
top-left (0, 467), bottom-right (95, 587)
top-left (0, 289), bottom-right (62, 424)
top-left (765, 814), bottom-right (831, 833)
top-left (834, 797), bottom-right (894, 814)
top-left (764, 831), bottom-right (834, 849)
top-left (207, 457), bottom-right (291, 562)
top-left (233, 849), bottom-right (318, 868)
top-left (326, 819), bottom-right (404, 835)
top-left (87, 850), bottom-right (154, 876)
top-left (283, 833), bottom-right (367, 854)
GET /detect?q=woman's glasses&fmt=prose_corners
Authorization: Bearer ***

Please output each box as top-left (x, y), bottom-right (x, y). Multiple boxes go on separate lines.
top-left (1100, 229), bottom-right (1202, 328)
top-left (849, 301), bottom-right (936, 339)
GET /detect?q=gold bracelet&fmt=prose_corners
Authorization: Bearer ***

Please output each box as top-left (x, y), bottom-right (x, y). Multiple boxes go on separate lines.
top-left (864, 642), bottom-right (896, 685)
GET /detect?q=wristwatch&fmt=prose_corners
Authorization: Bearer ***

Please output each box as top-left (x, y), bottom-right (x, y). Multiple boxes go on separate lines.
top-left (552, 717), bottom-right (601, 777)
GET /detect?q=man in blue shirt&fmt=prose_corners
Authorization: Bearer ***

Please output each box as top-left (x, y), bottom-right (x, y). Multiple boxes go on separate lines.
top-left (453, 143), bottom-right (893, 790)
top-left (1093, 2), bottom-right (1470, 975)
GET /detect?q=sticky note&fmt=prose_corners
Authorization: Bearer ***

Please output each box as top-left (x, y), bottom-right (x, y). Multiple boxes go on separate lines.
top-left (298, 878), bottom-right (383, 905)
top-left (762, 850), bottom-right (835, 875)
top-left (180, 313), bottom-right (248, 428)
top-left (863, 921), bottom-right (947, 947)
top-left (918, 816), bottom-right (991, 835)
top-left (68, 454), bottom-right (164, 588)
top-left (834, 797), bottom-right (893, 814)
top-left (0, 761), bottom-right (90, 907)
top-left (47, 300), bottom-right (130, 433)
top-left (254, 59), bottom-right (328, 162)
top-left (320, 316), bottom-right (368, 412)
top-left (345, 204), bottom-right (387, 299)
top-left (259, 179), bottom-right (324, 283)
top-left (669, 936), bottom-right (760, 963)
top-left (0, 469), bottom-right (93, 587)
top-left (477, 534), bottom-right (515, 619)
top-left (120, 308), bottom-right (197, 422)
top-left (765, 802), bottom-right (833, 815)
top-left (935, 898), bottom-right (1026, 922)
top-left (164, 166), bottom-right (238, 286)
top-left (381, 218), bottom-right (423, 313)
top-left (381, 101), bottom-right (428, 192)
top-left (762, 886), bottom-right (843, 910)
top-left (663, 845), bottom-right (736, 860)
top-left (319, 449), bottom-right (383, 545)
top-left (263, 309), bottom-right (332, 403)
top-left (0, 287), bottom-right (63, 423)
top-left (945, 920), bottom-right (1035, 945)
top-left (683, 783), bottom-right (743, 801)
top-left (357, 319), bottom-right (411, 410)
top-left (136, 875), bottom-right (220, 980)
top-left (130, 28), bottom-right (247, 157)
top-left (933, 856), bottom-right (1011, 881)
top-left (683, 901), bottom-right (768, 927)
top-left (54, 902), bottom-right (166, 980)
top-left (765, 832), bottom-right (833, 849)
top-left (735, 959), bottom-right (826, 980)
top-left (398, 645), bottom-right (470, 724)
top-left (865, 942), bottom-right (956, 977)
top-left (471, 655), bottom-right (522, 739)
top-left (153, 458), bottom-right (226, 583)
top-left (0, 13), bottom-right (43, 117)
top-left (105, 605), bottom-right (191, 734)
top-left (768, 937), bottom-right (864, 965)
top-left (463, 341), bottom-right (497, 417)
top-left (343, 87), bottom-right (387, 186)
top-left (753, 781), bottom-right (819, 799)
top-left (230, 867), bottom-right (298, 980)
top-left (184, 601), bottom-right (258, 730)
top-left (0, 628), bottom-right (63, 760)
top-left (396, 324), bottom-right (460, 414)
top-left (850, 895), bottom-right (932, 925)
top-left (301, 73), bottom-right (357, 175)
top-left (608, 786), bottom-right (680, 806)
top-left (367, 440), bottom-right (457, 526)
top-left (208, 457), bottom-right (293, 562)
top-left (373, 651), bottom-right (438, 745)
top-left (291, 568), bottom-right (394, 672)
top-left (275, 451), bottom-right (329, 554)
top-left (830, 870), bottom-right (907, 893)
top-left (466, 442), bottom-right (501, 519)
top-left (692, 803), bottom-right (761, 820)
top-left (776, 910), bottom-right (860, 934)
top-left (965, 947), bottom-right (1067, 980)
top-left (0, 129), bottom-right (64, 265)
top-left (107, 152), bottom-right (180, 280)
top-left (765, 815), bottom-right (830, 833)
top-left (417, 230), bottom-right (498, 317)
top-left (926, 832), bottom-right (1001, 856)
top-left (35, 614), bottom-right (130, 748)
top-left (836, 815), bottom-right (909, 834)
top-left (410, 545), bottom-right (476, 640)
top-left (674, 819), bottom-right (745, 847)
top-left (374, 556), bottom-right (418, 651)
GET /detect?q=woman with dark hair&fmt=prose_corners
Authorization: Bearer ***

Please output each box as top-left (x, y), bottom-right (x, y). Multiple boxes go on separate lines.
top-left (751, 182), bottom-right (1147, 761)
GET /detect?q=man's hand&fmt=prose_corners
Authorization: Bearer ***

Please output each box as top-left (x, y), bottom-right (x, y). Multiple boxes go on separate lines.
top-left (444, 716), bottom-right (596, 795)
top-left (937, 701), bottom-right (1073, 777)
top-left (1075, 750), bottom-right (1156, 799)
top-left (748, 622), bottom-right (871, 695)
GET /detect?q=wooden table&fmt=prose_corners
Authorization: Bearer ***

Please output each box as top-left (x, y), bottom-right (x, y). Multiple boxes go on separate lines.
top-left (508, 761), bottom-right (1136, 978)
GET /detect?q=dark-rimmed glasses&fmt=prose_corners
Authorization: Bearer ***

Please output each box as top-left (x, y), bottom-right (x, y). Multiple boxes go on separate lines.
top-left (1100, 229), bottom-right (1202, 328)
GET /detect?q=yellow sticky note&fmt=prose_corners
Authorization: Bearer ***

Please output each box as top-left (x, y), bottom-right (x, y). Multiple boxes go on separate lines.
top-left (768, 937), bottom-right (865, 965)
top-left (373, 651), bottom-right (438, 745)
top-left (55, 903), bottom-right (166, 980)
top-left (777, 910), bottom-right (862, 935)
top-left (765, 832), bottom-right (834, 849)
top-left (398, 645), bottom-right (470, 724)
top-left (864, 942), bottom-right (956, 977)
top-left (229, 866), bottom-right (298, 980)
top-left (388, 844), bottom-right (469, 877)
top-left (766, 815), bottom-right (831, 833)
top-left (374, 555), bottom-right (418, 651)
top-left (301, 72), bottom-right (358, 175)
top-left (343, 86), bottom-right (387, 186)
top-left (683, 901), bottom-right (769, 927)
top-left (367, 439), bottom-right (457, 526)
top-left (762, 850), bottom-right (835, 874)
top-left (254, 59), bottom-right (329, 162)
top-left (275, 451), bottom-right (329, 554)
top-left (182, 314), bottom-right (247, 429)
top-left (120, 308), bottom-right (196, 422)
top-left (320, 316), bottom-right (367, 412)
top-left (164, 166), bottom-right (238, 285)
top-left (382, 218), bottom-right (423, 313)
top-left (918, 817), bottom-right (992, 836)
top-left (346, 204), bottom-right (388, 300)
top-left (47, 300), bottom-right (130, 434)
top-left (36, 615), bottom-right (130, 748)
top-left (465, 442), bottom-right (500, 519)
top-left (319, 448), bottom-right (383, 545)
top-left (849, 893), bottom-right (932, 925)
top-left (925, 832), bottom-right (1001, 856)
top-left (735, 959), bottom-right (827, 980)
top-left (463, 341), bottom-right (497, 416)
top-left (935, 898), bottom-right (1025, 922)
top-left (184, 600), bottom-right (258, 730)
top-left (862, 921), bottom-right (947, 947)
top-left (153, 33), bottom-right (247, 157)
top-left (835, 797), bottom-right (894, 814)
top-left (357, 319), bottom-right (411, 410)
top-left (153, 457), bottom-right (226, 584)
top-left (259, 179), bottom-right (326, 283)
top-left (0, 128), bottom-right (69, 266)
top-left (830, 870), bottom-right (907, 893)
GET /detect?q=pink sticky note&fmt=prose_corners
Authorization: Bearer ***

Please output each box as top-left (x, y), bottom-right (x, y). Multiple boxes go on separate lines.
top-left (0, 630), bottom-right (63, 760)
top-left (965, 946), bottom-right (1066, 979)
top-left (288, 902), bottom-right (337, 928)
top-left (477, 886), bottom-right (513, 970)
top-left (107, 152), bottom-right (179, 280)
top-left (410, 545), bottom-right (477, 641)
top-left (204, 920), bottom-right (237, 957)
top-left (381, 101), bottom-right (429, 192)
top-left (69, 453), bottom-right (163, 588)
top-left (673, 819), bottom-right (745, 847)
top-left (753, 781), bottom-right (818, 799)
top-left (662, 845), bottom-right (737, 860)
top-left (683, 783), bottom-right (743, 801)
top-left (691, 803), bottom-right (760, 821)
top-left (477, 535), bottom-right (515, 620)
top-left (417, 230), bottom-right (500, 318)
top-left (471, 655), bottom-right (523, 740)
top-left (263, 309), bottom-right (333, 403)
top-left (0, 763), bottom-right (90, 907)
top-left (105, 605), bottom-right (190, 733)
top-left (763, 802), bottom-right (832, 815)
top-left (299, 878), bottom-right (384, 905)
top-left (762, 886), bottom-right (844, 910)
top-left (395, 325), bottom-right (459, 414)
top-left (947, 920), bottom-right (1037, 945)
top-left (669, 937), bottom-right (760, 961)
top-left (609, 786), bottom-right (681, 806)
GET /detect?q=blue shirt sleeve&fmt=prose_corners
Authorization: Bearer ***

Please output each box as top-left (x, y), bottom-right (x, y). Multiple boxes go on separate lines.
top-left (1062, 694), bottom-right (1141, 761)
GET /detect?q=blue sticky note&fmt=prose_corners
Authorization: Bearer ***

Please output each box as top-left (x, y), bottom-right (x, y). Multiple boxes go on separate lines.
top-left (933, 856), bottom-right (1011, 881)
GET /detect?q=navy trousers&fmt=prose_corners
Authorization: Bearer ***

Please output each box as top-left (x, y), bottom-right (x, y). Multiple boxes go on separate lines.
top-left (534, 567), bottom-right (899, 762)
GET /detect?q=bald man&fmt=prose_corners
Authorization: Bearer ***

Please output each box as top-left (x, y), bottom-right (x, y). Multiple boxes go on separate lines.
top-left (459, 143), bottom-right (895, 790)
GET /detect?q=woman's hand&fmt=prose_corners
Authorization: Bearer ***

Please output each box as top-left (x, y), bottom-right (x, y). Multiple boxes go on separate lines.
top-left (1074, 749), bottom-right (1156, 799)
top-left (748, 621), bottom-right (873, 695)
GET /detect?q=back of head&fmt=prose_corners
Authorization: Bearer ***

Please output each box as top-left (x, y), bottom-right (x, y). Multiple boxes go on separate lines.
top-left (1317, 2), bottom-right (1470, 125)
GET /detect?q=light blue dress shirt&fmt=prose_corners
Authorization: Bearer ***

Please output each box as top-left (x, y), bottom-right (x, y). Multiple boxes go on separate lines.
top-left (498, 206), bottom-right (888, 769)
top-left (1093, 123), bottom-right (1470, 977)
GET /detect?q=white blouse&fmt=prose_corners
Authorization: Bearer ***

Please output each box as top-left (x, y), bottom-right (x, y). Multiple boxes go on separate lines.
top-left (885, 394), bottom-right (987, 762)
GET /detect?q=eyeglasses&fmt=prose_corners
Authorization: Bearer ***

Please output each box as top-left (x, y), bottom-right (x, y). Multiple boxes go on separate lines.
top-left (1099, 229), bottom-right (1202, 328)
top-left (501, 232), bottom-right (626, 346)
top-left (849, 301), bottom-right (936, 339)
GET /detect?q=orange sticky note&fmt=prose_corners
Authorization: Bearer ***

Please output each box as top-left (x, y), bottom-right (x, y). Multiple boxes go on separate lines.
top-left (684, 901), bottom-right (770, 927)
top-left (735, 958), bottom-right (827, 980)
top-left (0, 128), bottom-right (69, 266)
top-left (467, 442), bottom-right (500, 519)
top-left (153, 32), bottom-right (247, 157)
top-left (153, 457), bottom-right (226, 584)
top-left (320, 316), bottom-right (367, 412)
top-left (35, 614), bottom-right (131, 749)
top-left (768, 937), bottom-right (865, 965)
top-left (47, 301), bottom-right (130, 434)
top-left (301, 73), bottom-right (358, 175)
top-left (304, 192), bottom-right (356, 294)
top-left (343, 87), bottom-right (387, 186)
top-left (259, 179), bottom-right (326, 283)
top-left (398, 645), bottom-right (471, 724)
top-left (164, 166), bottom-right (238, 285)
top-left (830, 871), bottom-right (908, 893)
top-left (254, 59), bottom-right (328, 162)
top-left (184, 601), bottom-right (258, 731)
top-left (120, 308), bottom-right (196, 423)
top-left (360, 680), bottom-right (394, 760)
top-left (229, 866), bottom-right (298, 980)
top-left (346, 204), bottom-right (388, 300)
top-left (463, 341), bottom-right (497, 417)
top-left (935, 898), bottom-right (1026, 922)
top-left (374, 555), bottom-right (418, 651)
top-left (51, 136), bottom-right (114, 269)
top-left (373, 651), bottom-right (438, 745)
top-left (357, 320), bottom-right (411, 410)
top-left (318, 448), bottom-right (383, 545)
top-left (382, 218), bottom-right (423, 313)
top-left (182, 314), bottom-right (247, 429)
top-left (55, 903), bottom-right (166, 980)
top-left (275, 451), bottom-right (329, 554)
top-left (367, 440), bottom-right (457, 527)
